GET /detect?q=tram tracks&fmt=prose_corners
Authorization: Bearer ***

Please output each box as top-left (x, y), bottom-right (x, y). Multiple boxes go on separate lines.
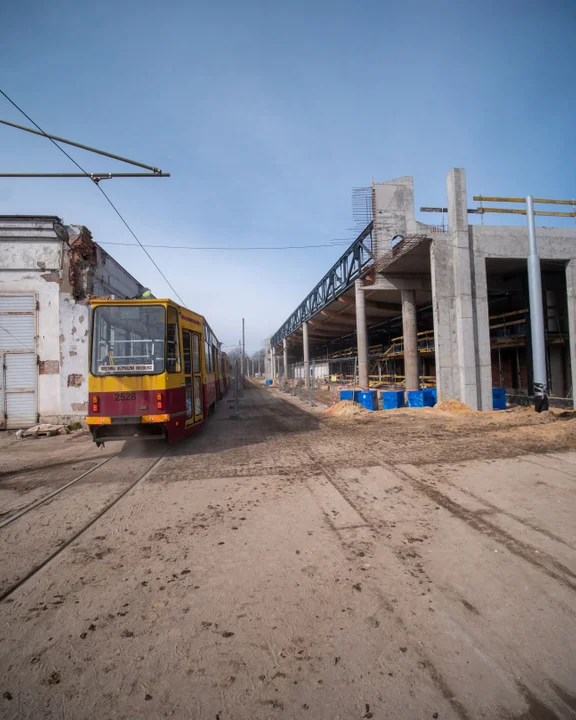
top-left (0, 453), bottom-right (120, 531)
top-left (0, 446), bottom-right (171, 602)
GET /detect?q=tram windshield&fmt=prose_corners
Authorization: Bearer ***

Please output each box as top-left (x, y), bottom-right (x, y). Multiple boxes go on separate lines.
top-left (91, 305), bottom-right (166, 375)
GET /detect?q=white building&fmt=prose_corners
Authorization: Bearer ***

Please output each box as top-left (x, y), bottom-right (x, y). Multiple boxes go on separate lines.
top-left (0, 216), bottom-right (147, 428)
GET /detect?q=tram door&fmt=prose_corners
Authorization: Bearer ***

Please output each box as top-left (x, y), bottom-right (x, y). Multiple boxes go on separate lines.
top-left (182, 331), bottom-right (194, 422)
top-left (183, 330), bottom-right (204, 425)
top-left (192, 333), bottom-right (203, 422)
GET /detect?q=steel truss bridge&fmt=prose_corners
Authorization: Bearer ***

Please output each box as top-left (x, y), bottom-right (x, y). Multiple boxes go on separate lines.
top-left (270, 221), bottom-right (373, 347)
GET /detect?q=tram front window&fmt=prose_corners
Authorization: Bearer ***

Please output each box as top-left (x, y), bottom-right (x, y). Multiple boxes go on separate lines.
top-left (91, 305), bottom-right (166, 375)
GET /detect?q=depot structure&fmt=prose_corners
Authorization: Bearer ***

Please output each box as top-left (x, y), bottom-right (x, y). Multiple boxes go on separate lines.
top-left (269, 169), bottom-right (576, 410)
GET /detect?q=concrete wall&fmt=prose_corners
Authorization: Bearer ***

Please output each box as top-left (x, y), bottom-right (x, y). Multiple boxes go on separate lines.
top-left (59, 296), bottom-right (91, 422)
top-left (372, 177), bottom-right (434, 260)
top-left (93, 245), bottom-right (144, 298)
top-left (0, 218), bottom-right (64, 422)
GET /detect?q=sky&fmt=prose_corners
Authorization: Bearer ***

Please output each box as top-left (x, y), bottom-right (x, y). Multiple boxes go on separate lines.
top-left (1, 0), bottom-right (575, 352)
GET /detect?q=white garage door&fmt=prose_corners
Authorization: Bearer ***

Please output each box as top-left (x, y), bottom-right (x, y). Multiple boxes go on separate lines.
top-left (0, 296), bottom-right (37, 429)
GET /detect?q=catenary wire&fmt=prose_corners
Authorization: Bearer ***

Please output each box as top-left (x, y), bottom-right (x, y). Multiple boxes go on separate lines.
top-left (0, 88), bottom-right (184, 304)
top-left (98, 241), bottom-right (351, 251)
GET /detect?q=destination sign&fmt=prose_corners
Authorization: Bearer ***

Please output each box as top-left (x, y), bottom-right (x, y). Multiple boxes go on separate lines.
top-left (98, 364), bottom-right (154, 374)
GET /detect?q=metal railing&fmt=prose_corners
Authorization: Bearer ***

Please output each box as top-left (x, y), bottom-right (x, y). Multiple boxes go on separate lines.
top-left (270, 222), bottom-right (373, 347)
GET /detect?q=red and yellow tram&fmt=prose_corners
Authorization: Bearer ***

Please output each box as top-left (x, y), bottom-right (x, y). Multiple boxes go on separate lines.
top-left (86, 298), bottom-right (228, 444)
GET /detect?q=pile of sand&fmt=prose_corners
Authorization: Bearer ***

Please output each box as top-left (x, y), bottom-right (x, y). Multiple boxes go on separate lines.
top-left (434, 400), bottom-right (474, 414)
top-left (326, 400), bottom-right (368, 418)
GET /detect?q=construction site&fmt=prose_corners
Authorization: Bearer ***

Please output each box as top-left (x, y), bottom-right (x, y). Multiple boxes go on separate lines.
top-left (267, 169), bottom-right (576, 412)
top-left (2, 172), bottom-right (576, 720)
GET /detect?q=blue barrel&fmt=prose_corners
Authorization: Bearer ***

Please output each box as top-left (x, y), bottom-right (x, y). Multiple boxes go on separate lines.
top-left (265, 379), bottom-right (273, 386)
top-left (381, 391), bottom-right (405, 410)
top-left (407, 390), bottom-right (424, 408)
top-left (340, 390), bottom-right (360, 402)
top-left (492, 387), bottom-right (506, 410)
top-left (358, 391), bottom-right (378, 411)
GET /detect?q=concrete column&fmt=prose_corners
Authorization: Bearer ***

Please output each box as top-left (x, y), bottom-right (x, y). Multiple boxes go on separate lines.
top-left (302, 322), bottom-right (310, 388)
top-left (430, 234), bottom-right (457, 401)
top-left (470, 250), bottom-right (494, 410)
top-left (565, 260), bottom-right (576, 408)
top-left (401, 290), bottom-right (419, 390)
top-left (271, 348), bottom-right (276, 381)
top-left (355, 280), bottom-right (369, 387)
top-left (283, 338), bottom-right (289, 379)
top-left (431, 169), bottom-right (489, 410)
top-left (449, 169), bottom-right (481, 409)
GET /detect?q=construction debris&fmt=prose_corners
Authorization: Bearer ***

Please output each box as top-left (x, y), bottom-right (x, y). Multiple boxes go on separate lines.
top-left (325, 401), bottom-right (368, 418)
top-left (434, 400), bottom-right (473, 413)
top-left (15, 424), bottom-right (70, 439)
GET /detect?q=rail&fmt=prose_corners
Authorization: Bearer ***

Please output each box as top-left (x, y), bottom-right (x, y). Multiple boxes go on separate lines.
top-left (270, 221), bottom-right (374, 347)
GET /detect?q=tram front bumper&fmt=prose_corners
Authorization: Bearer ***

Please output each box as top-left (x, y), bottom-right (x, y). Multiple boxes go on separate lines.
top-left (87, 414), bottom-right (170, 442)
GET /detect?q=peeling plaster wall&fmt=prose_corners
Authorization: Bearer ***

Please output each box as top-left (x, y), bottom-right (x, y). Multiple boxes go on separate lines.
top-left (59, 296), bottom-right (90, 423)
top-left (0, 217), bottom-right (63, 423)
top-left (1, 217), bottom-right (148, 426)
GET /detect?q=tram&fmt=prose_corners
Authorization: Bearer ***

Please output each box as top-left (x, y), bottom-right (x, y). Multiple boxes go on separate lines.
top-left (86, 298), bottom-right (227, 444)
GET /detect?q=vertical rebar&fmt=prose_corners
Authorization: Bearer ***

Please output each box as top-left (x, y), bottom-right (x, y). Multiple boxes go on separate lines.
top-left (526, 195), bottom-right (549, 411)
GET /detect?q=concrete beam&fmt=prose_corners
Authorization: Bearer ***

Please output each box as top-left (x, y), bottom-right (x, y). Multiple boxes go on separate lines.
top-left (369, 275), bottom-right (431, 291)
top-left (337, 296), bottom-right (402, 311)
top-left (320, 310), bottom-right (357, 323)
top-left (310, 320), bottom-right (357, 332)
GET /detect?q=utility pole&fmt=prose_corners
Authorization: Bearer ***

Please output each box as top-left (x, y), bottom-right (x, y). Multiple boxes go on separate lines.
top-left (526, 196), bottom-right (549, 412)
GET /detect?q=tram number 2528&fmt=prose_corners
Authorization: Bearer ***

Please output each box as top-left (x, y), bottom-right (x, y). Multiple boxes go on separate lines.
top-left (114, 392), bottom-right (136, 401)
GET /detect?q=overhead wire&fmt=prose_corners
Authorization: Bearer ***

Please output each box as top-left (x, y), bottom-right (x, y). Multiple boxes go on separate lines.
top-left (0, 88), bottom-right (185, 305)
top-left (98, 241), bottom-right (351, 251)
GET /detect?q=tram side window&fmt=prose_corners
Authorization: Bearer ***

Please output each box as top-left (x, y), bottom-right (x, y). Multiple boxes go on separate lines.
top-left (167, 307), bottom-right (181, 373)
top-left (204, 339), bottom-right (213, 373)
top-left (183, 332), bottom-right (191, 374)
top-left (192, 334), bottom-right (200, 373)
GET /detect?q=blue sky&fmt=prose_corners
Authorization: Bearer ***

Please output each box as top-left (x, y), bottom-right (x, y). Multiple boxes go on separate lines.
top-left (1, 0), bottom-right (575, 351)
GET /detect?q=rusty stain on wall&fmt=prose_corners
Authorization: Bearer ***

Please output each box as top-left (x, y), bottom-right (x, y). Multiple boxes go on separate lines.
top-left (67, 373), bottom-right (83, 387)
top-left (69, 350), bottom-right (77, 356)
top-left (71, 326), bottom-right (77, 335)
top-left (39, 360), bottom-right (60, 375)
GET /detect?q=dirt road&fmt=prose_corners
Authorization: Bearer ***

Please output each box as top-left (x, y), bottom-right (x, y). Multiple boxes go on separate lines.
top-left (0, 386), bottom-right (575, 719)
